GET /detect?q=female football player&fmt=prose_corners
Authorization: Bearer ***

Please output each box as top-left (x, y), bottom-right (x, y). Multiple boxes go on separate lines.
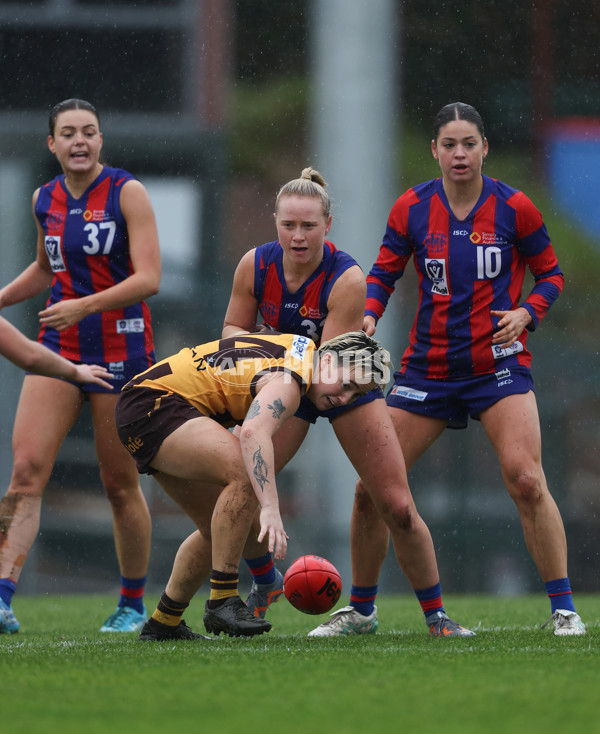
top-left (0, 98), bottom-right (161, 635)
top-left (145, 168), bottom-right (474, 641)
top-left (115, 330), bottom-right (391, 639)
top-left (341, 101), bottom-right (586, 637)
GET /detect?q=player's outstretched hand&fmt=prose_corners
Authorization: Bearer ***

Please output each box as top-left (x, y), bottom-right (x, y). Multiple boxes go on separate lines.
top-left (73, 364), bottom-right (114, 389)
top-left (258, 506), bottom-right (289, 561)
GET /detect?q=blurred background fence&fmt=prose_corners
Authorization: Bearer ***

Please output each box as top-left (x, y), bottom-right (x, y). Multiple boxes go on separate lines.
top-left (0, 0), bottom-right (598, 597)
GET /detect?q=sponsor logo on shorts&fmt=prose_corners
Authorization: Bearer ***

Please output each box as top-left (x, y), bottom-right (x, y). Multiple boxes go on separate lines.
top-left (390, 385), bottom-right (427, 402)
top-left (124, 435), bottom-right (144, 455)
top-left (495, 368), bottom-right (511, 380)
top-left (116, 319), bottom-right (145, 334)
top-left (497, 379), bottom-right (514, 387)
top-left (108, 361), bottom-right (125, 380)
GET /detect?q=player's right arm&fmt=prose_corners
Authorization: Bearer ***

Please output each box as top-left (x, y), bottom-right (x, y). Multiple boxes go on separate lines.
top-left (0, 314), bottom-right (113, 386)
top-left (363, 196), bottom-right (413, 333)
top-left (222, 250), bottom-right (260, 337)
top-left (0, 190), bottom-right (53, 311)
top-left (238, 371), bottom-right (303, 559)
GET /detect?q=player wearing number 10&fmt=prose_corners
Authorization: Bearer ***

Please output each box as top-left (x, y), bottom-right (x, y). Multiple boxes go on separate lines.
top-left (0, 98), bottom-right (161, 635)
top-left (351, 102), bottom-right (586, 637)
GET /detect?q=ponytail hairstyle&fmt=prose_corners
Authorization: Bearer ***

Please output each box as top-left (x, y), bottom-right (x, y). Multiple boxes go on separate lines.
top-left (432, 102), bottom-right (485, 141)
top-left (275, 166), bottom-right (331, 218)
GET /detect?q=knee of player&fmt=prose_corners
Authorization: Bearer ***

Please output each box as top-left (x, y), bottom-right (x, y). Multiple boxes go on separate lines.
top-left (380, 498), bottom-right (415, 531)
top-left (221, 478), bottom-right (259, 513)
top-left (10, 454), bottom-right (51, 492)
top-left (508, 469), bottom-right (546, 505)
top-left (100, 473), bottom-right (141, 504)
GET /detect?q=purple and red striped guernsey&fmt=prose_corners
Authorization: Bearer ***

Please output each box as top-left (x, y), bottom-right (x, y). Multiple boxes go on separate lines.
top-left (35, 166), bottom-right (154, 364)
top-left (254, 240), bottom-right (358, 346)
top-left (366, 175), bottom-right (563, 379)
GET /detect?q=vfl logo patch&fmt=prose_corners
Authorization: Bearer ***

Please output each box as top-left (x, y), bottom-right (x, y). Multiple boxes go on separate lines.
top-left (390, 385), bottom-right (427, 402)
top-left (44, 236), bottom-right (66, 272)
top-left (116, 319), bottom-right (145, 334)
top-left (424, 258), bottom-right (449, 296)
top-left (492, 342), bottom-right (523, 360)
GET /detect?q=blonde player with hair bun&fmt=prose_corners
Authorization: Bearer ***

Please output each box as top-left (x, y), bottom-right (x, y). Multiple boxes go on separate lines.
top-left (146, 166), bottom-right (474, 641)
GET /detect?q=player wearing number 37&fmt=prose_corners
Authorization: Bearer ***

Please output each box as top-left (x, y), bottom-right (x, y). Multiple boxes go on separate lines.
top-left (0, 98), bottom-right (161, 636)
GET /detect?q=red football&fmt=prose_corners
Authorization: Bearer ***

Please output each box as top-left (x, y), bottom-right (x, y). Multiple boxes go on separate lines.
top-left (283, 555), bottom-right (342, 615)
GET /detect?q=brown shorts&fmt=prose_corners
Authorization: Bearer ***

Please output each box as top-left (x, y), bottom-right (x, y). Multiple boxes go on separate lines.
top-left (115, 386), bottom-right (203, 474)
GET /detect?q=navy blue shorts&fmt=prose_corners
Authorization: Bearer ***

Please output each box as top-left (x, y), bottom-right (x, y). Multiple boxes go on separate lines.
top-left (385, 366), bottom-right (534, 429)
top-left (30, 353), bottom-right (157, 395)
top-left (294, 387), bottom-right (385, 424)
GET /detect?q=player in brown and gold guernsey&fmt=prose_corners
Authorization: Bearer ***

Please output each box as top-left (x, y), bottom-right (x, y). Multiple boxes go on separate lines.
top-left (114, 330), bottom-right (390, 638)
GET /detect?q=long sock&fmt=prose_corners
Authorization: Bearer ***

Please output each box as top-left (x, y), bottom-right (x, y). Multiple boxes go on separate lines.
top-left (207, 570), bottom-right (239, 609)
top-left (545, 577), bottom-right (576, 614)
top-left (415, 583), bottom-right (446, 625)
top-left (0, 578), bottom-right (16, 606)
top-left (151, 591), bottom-right (188, 628)
top-left (244, 552), bottom-right (275, 585)
top-left (118, 575), bottom-right (146, 614)
top-left (349, 585), bottom-right (378, 616)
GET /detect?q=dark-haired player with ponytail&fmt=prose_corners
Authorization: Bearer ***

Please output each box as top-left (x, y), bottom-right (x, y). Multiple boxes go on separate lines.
top-left (0, 99), bottom-right (161, 634)
top-left (344, 102), bottom-right (586, 637)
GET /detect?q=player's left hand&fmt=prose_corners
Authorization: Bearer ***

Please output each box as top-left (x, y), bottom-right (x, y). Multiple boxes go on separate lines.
top-left (39, 299), bottom-right (89, 330)
top-left (490, 307), bottom-right (532, 348)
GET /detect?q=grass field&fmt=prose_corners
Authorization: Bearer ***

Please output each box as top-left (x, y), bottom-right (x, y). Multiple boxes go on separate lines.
top-left (2, 593), bottom-right (598, 734)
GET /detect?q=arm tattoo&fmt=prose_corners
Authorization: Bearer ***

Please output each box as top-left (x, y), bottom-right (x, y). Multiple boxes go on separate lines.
top-left (246, 400), bottom-right (260, 420)
top-left (252, 447), bottom-right (270, 492)
top-left (268, 398), bottom-right (285, 419)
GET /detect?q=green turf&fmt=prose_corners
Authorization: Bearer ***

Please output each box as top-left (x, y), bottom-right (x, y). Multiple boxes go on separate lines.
top-left (2, 593), bottom-right (598, 734)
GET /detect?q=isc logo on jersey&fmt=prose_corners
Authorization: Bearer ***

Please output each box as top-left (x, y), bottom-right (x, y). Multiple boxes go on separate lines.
top-left (291, 335), bottom-right (311, 362)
